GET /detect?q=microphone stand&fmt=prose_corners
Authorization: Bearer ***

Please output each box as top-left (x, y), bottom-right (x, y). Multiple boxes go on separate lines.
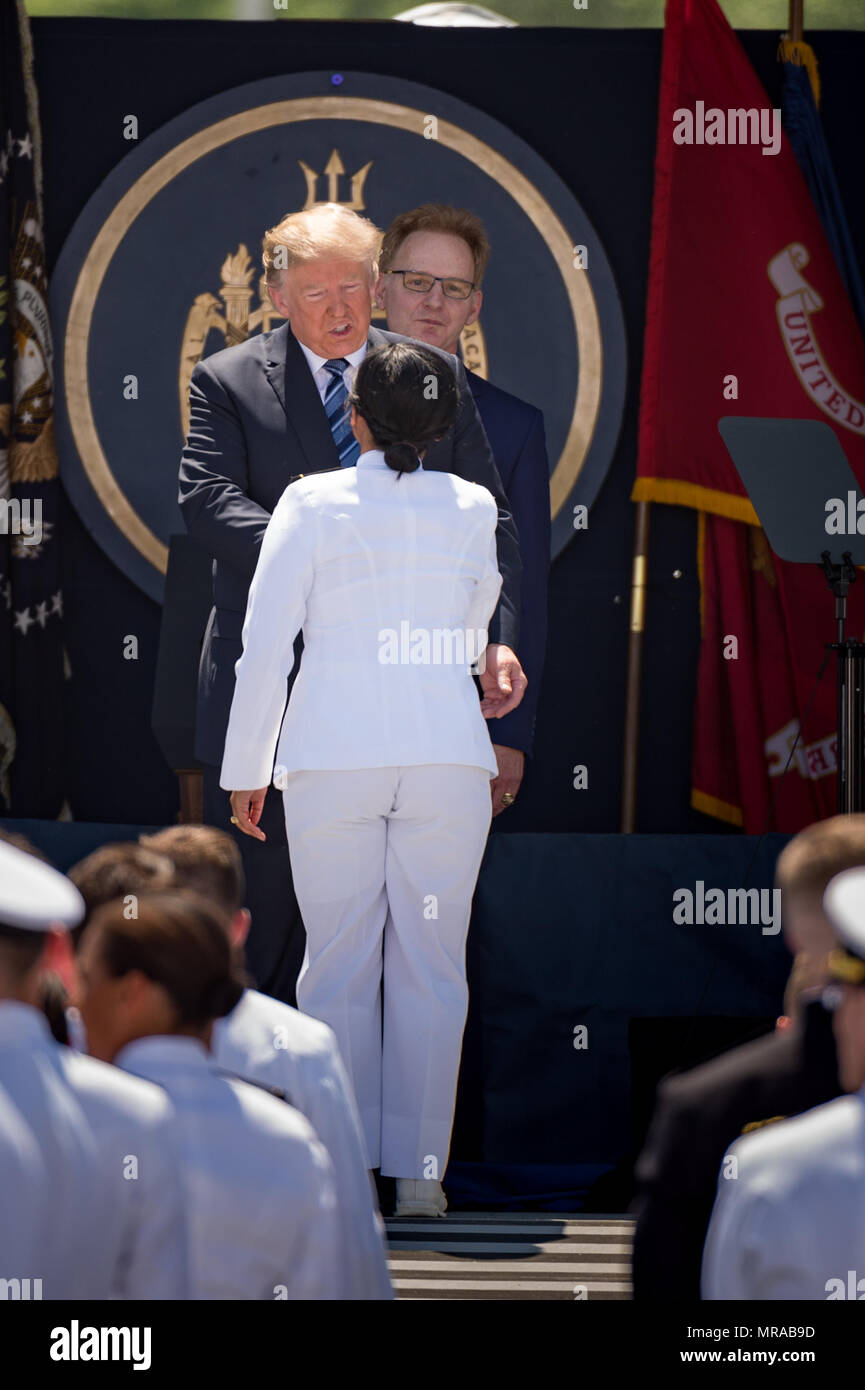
top-left (820, 549), bottom-right (865, 812)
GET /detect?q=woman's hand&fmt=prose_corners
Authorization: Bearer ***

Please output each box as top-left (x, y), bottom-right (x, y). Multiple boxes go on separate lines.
top-left (229, 788), bottom-right (268, 841)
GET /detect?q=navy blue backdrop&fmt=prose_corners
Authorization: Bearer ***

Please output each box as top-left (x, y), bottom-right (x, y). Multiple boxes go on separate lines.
top-left (33, 20), bottom-right (865, 835)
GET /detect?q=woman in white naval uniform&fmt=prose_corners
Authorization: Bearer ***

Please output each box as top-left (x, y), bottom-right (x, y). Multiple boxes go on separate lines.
top-left (222, 342), bottom-right (503, 1217)
top-left (78, 889), bottom-right (342, 1298)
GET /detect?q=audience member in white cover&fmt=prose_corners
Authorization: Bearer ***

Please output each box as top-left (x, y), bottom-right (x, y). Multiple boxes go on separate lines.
top-left (0, 834), bottom-right (187, 1300)
top-left (139, 823), bottom-right (394, 1300)
top-left (221, 343), bottom-right (504, 1217)
top-left (702, 865), bottom-right (865, 1300)
top-left (78, 889), bottom-right (342, 1300)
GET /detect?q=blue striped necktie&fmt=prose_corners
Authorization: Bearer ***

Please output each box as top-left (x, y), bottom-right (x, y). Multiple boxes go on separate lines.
top-left (323, 358), bottom-right (360, 469)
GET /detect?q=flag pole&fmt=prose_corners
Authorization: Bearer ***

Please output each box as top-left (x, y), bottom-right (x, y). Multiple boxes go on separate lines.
top-left (620, 499), bottom-right (650, 832)
top-left (789, 0), bottom-right (803, 43)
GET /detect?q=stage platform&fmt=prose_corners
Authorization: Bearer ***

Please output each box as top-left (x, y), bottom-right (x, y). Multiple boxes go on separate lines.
top-left (385, 1214), bottom-right (633, 1301)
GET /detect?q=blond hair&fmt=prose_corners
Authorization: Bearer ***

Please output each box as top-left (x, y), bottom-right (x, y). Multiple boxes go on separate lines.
top-left (262, 202), bottom-right (381, 286)
top-left (379, 203), bottom-right (491, 287)
top-left (775, 814), bottom-right (865, 905)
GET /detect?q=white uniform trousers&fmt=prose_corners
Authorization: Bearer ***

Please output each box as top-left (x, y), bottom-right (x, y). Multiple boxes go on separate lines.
top-left (282, 763), bottom-right (492, 1179)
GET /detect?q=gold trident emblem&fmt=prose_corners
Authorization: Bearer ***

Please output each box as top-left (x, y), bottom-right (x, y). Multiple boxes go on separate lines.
top-left (178, 246), bottom-right (283, 436)
top-left (298, 149), bottom-right (373, 210)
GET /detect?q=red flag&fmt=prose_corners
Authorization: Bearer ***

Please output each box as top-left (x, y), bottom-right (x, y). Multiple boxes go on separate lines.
top-left (635, 0), bottom-right (865, 831)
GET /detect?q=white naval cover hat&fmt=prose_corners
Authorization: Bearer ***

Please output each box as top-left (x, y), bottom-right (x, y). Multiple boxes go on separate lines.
top-left (0, 839), bottom-right (85, 931)
top-left (823, 866), bottom-right (865, 985)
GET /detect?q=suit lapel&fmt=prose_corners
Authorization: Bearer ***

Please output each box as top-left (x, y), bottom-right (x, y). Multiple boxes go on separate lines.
top-left (367, 325), bottom-right (391, 351)
top-left (264, 324), bottom-right (397, 476)
top-left (263, 322), bottom-right (340, 474)
top-left (263, 324), bottom-right (402, 475)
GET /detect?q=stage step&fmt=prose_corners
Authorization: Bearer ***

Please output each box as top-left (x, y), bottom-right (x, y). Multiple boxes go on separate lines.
top-left (384, 1214), bottom-right (634, 1300)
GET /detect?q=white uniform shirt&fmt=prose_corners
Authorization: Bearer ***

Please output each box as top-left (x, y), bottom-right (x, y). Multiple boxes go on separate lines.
top-left (117, 1034), bottom-right (342, 1300)
top-left (702, 1089), bottom-right (865, 1300)
top-left (220, 448), bottom-right (503, 789)
top-left (211, 987), bottom-right (393, 1300)
top-left (0, 1001), bottom-right (187, 1300)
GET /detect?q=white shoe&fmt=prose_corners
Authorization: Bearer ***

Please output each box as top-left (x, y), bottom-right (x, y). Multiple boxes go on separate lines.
top-left (394, 1178), bottom-right (448, 1217)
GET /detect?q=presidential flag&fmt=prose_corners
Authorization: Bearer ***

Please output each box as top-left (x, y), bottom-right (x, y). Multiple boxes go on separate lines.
top-left (0, 0), bottom-right (66, 816)
top-left (634, 0), bottom-right (865, 832)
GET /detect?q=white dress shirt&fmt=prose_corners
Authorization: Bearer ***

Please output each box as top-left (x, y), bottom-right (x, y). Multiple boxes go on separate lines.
top-left (220, 449), bottom-right (502, 789)
top-left (211, 987), bottom-right (393, 1300)
top-left (702, 1089), bottom-right (865, 1299)
top-left (117, 1034), bottom-right (342, 1300)
top-left (297, 338), bottom-right (367, 403)
top-left (0, 1001), bottom-right (187, 1300)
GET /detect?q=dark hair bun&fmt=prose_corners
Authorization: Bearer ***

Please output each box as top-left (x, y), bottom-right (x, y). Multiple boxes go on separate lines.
top-left (383, 441), bottom-right (420, 475)
top-left (349, 342), bottom-right (459, 474)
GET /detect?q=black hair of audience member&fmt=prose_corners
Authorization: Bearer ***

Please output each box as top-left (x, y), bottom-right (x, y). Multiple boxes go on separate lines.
top-left (40, 972), bottom-right (70, 1045)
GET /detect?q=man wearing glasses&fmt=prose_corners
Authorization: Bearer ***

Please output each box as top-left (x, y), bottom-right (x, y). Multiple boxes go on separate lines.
top-left (377, 206), bottom-right (550, 818)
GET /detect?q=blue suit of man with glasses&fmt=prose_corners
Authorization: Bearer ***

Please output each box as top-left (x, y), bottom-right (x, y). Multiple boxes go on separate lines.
top-left (377, 205), bottom-right (551, 819)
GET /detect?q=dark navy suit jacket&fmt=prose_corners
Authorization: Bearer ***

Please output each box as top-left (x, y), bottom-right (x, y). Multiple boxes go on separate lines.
top-left (178, 322), bottom-right (522, 767)
top-left (468, 371), bottom-right (550, 757)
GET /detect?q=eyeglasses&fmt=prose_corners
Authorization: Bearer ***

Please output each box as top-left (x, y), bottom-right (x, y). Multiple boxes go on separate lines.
top-left (385, 270), bottom-right (476, 300)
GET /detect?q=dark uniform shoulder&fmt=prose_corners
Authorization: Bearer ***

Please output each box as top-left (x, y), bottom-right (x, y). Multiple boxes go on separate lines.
top-left (467, 370), bottom-right (543, 429)
top-left (657, 1026), bottom-right (791, 1114)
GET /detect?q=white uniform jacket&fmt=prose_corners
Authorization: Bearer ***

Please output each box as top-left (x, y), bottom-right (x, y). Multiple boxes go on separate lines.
top-left (117, 1035), bottom-right (342, 1300)
top-left (220, 449), bottom-right (503, 790)
top-left (0, 1002), bottom-right (187, 1300)
top-left (702, 1089), bottom-right (865, 1300)
top-left (211, 988), bottom-right (393, 1300)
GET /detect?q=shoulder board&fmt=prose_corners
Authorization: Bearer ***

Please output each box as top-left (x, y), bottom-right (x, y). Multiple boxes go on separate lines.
top-left (287, 467), bottom-right (345, 486)
top-left (740, 1115), bottom-right (787, 1135)
top-left (215, 1066), bottom-right (292, 1107)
